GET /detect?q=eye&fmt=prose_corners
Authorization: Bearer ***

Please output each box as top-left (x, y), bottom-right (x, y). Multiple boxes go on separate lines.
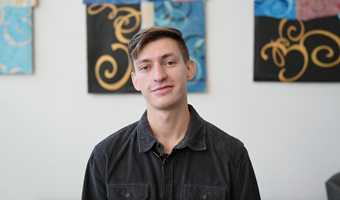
top-left (140, 65), bottom-right (150, 71)
top-left (165, 61), bottom-right (175, 66)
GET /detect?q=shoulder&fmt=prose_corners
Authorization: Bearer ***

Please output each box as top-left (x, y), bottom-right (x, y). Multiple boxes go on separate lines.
top-left (91, 121), bottom-right (139, 158)
top-left (189, 105), bottom-right (244, 150)
top-left (206, 121), bottom-right (244, 147)
top-left (203, 121), bottom-right (253, 170)
top-left (204, 120), bottom-right (247, 161)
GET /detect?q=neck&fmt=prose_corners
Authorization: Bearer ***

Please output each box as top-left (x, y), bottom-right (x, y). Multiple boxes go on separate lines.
top-left (147, 103), bottom-right (191, 154)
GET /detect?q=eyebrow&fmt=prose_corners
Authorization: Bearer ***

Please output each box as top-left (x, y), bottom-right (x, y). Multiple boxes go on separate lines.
top-left (135, 52), bottom-right (177, 65)
top-left (161, 52), bottom-right (177, 60)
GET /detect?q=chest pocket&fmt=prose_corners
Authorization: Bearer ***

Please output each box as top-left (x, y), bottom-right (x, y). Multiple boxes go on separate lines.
top-left (107, 184), bottom-right (149, 200)
top-left (182, 184), bottom-right (227, 200)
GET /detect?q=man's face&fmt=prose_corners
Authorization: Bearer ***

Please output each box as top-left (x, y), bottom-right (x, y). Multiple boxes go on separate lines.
top-left (131, 37), bottom-right (196, 111)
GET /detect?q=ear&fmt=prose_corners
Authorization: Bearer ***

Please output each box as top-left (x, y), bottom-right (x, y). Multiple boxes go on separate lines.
top-left (186, 60), bottom-right (196, 82)
top-left (131, 72), bottom-right (141, 91)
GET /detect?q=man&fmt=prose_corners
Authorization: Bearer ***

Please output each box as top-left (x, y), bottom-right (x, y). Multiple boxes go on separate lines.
top-left (82, 27), bottom-right (261, 200)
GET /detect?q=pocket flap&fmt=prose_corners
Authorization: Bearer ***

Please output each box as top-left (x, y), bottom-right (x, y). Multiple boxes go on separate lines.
top-left (183, 184), bottom-right (227, 200)
top-left (107, 184), bottom-right (149, 200)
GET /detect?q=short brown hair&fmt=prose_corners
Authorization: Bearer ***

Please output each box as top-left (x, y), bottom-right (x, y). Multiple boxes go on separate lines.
top-left (128, 27), bottom-right (190, 72)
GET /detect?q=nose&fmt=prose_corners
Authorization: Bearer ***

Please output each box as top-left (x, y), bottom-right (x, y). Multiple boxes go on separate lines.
top-left (153, 63), bottom-right (167, 82)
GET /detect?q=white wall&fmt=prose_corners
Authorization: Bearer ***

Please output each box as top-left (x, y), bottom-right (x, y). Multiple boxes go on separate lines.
top-left (1, 0), bottom-right (339, 199)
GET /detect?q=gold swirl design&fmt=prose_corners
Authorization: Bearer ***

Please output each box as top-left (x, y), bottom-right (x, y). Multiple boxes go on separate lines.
top-left (95, 44), bottom-right (132, 90)
top-left (0, 63), bottom-right (6, 73)
top-left (88, 4), bottom-right (141, 91)
top-left (261, 19), bottom-right (340, 82)
top-left (2, 8), bottom-right (32, 47)
top-left (0, 63), bottom-right (26, 74)
top-left (0, 0), bottom-right (36, 7)
top-left (0, 7), bottom-right (9, 25)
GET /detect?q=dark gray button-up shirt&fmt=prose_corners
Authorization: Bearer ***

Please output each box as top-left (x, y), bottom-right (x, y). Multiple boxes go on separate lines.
top-left (82, 105), bottom-right (261, 200)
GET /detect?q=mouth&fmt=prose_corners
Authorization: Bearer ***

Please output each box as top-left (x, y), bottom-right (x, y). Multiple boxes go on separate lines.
top-left (152, 85), bottom-right (174, 93)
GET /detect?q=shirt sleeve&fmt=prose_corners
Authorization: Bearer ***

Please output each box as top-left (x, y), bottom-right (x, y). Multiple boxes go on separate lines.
top-left (82, 148), bottom-right (107, 200)
top-left (231, 146), bottom-right (261, 200)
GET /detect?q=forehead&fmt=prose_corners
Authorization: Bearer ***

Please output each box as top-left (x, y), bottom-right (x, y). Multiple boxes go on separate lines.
top-left (136, 37), bottom-right (182, 60)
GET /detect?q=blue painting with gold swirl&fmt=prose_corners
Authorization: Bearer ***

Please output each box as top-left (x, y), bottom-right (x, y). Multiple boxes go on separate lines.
top-left (0, 0), bottom-right (36, 7)
top-left (0, 7), bottom-right (33, 74)
top-left (154, 0), bottom-right (206, 92)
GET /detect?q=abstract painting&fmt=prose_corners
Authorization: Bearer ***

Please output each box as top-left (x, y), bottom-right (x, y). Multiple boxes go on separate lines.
top-left (254, 0), bottom-right (340, 82)
top-left (87, 4), bottom-right (141, 93)
top-left (0, 0), bottom-right (36, 7)
top-left (154, 1), bottom-right (206, 92)
top-left (85, 0), bottom-right (206, 93)
top-left (0, 0), bottom-right (36, 75)
top-left (84, 0), bottom-right (185, 4)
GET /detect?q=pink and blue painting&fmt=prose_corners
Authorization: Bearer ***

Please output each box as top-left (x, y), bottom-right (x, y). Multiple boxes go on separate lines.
top-left (85, 0), bottom-right (206, 93)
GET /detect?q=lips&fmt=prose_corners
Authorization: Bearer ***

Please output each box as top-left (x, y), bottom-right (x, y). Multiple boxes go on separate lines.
top-left (152, 85), bottom-right (174, 93)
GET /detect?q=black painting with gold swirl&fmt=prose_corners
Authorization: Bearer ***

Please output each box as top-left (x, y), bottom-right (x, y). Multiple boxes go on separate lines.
top-left (87, 4), bottom-right (141, 93)
top-left (254, 16), bottom-right (340, 82)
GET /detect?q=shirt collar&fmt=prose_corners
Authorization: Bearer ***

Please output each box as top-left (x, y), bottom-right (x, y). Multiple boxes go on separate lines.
top-left (137, 105), bottom-right (207, 153)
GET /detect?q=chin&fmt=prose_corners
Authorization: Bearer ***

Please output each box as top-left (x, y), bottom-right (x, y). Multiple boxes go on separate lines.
top-left (152, 103), bottom-right (174, 110)
top-left (153, 98), bottom-right (187, 111)
top-left (147, 99), bottom-right (177, 110)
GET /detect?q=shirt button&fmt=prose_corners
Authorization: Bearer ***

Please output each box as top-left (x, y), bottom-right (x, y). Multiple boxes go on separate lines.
top-left (166, 159), bottom-right (170, 164)
top-left (164, 193), bottom-right (169, 199)
top-left (125, 193), bottom-right (130, 198)
top-left (202, 194), bottom-right (207, 199)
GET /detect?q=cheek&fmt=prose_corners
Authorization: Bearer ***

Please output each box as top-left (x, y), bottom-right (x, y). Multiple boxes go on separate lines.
top-left (136, 78), bottom-right (148, 91)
